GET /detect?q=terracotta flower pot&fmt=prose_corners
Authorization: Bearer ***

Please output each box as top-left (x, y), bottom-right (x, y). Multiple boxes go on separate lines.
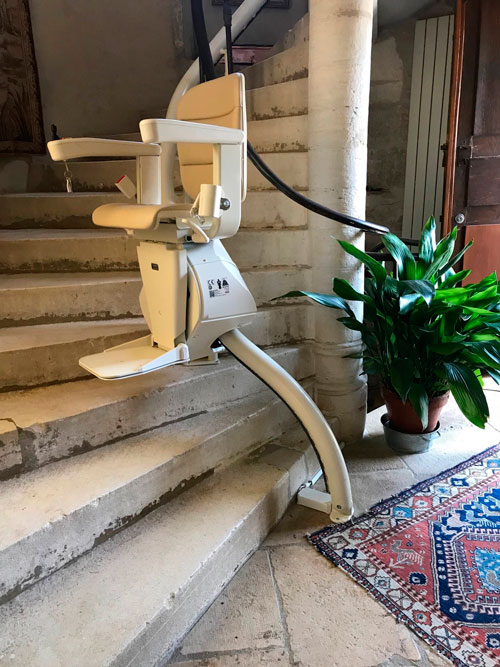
top-left (381, 386), bottom-right (450, 434)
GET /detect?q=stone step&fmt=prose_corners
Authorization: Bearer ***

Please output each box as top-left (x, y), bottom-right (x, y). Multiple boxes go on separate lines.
top-left (242, 190), bottom-right (308, 228)
top-left (244, 266), bottom-right (312, 306)
top-left (0, 155), bottom-right (306, 230)
top-left (0, 192), bottom-right (126, 229)
top-left (0, 272), bottom-right (142, 327)
top-left (27, 158), bottom-right (138, 193)
top-left (0, 427), bottom-right (314, 667)
top-left (224, 228), bottom-right (309, 268)
top-left (28, 149), bottom-right (305, 193)
top-left (0, 229), bottom-right (138, 273)
top-left (0, 190), bottom-right (308, 232)
top-left (247, 151), bottom-right (307, 190)
top-left (0, 266), bottom-right (308, 327)
top-left (244, 42), bottom-right (309, 90)
top-left (0, 227), bottom-right (308, 273)
top-left (246, 78), bottom-right (308, 121)
top-left (27, 157), bottom-right (183, 195)
top-left (0, 391), bottom-right (307, 604)
top-left (267, 12), bottom-right (309, 57)
top-left (248, 115), bottom-right (307, 153)
top-left (0, 305), bottom-right (312, 392)
top-left (0, 318), bottom-right (148, 391)
top-left (0, 345), bottom-right (312, 474)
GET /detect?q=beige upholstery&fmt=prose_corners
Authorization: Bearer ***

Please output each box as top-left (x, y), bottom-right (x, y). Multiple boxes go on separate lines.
top-left (93, 203), bottom-right (192, 230)
top-left (177, 73), bottom-right (246, 200)
top-left (93, 74), bottom-right (246, 231)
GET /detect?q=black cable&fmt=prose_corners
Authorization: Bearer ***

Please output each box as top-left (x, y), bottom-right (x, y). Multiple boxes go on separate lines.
top-left (223, 0), bottom-right (234, 74)
top-left (247, 146), bottom-right (390, 235)
top-left (191, 0), bottom-right (216, 81)
top-left (191, 0), bottom-right (390, 237)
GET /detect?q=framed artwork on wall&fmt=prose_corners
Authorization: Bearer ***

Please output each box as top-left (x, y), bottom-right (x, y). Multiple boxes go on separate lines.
top-left (0, 0), bottom-right (45, 153)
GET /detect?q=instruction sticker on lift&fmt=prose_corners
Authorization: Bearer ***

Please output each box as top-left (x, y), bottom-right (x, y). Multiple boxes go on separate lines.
top-left (208, 278), bottom-right (230, 298)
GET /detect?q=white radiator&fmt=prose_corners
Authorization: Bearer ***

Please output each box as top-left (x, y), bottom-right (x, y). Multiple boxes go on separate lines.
top-left (402, 15), bottom-right (454, 239)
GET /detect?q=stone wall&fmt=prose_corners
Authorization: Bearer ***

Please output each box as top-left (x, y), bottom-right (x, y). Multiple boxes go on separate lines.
top-left (28, 0), bottom-right (189, 138)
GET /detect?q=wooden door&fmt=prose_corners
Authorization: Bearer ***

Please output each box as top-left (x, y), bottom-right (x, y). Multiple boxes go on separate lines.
top-left (443, 0), bottom-right (500, 283)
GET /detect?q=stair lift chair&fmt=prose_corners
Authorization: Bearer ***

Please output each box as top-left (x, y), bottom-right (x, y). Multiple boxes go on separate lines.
top-left (47, 73), bottom-right (354, 524)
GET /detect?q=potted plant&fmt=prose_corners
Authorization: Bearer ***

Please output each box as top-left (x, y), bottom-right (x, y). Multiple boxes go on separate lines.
top-left (281, 217), bottom-right (500, 452)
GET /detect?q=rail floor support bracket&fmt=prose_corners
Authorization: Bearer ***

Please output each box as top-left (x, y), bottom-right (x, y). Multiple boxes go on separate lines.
top-left (297, 488), bottom-right (333, 515)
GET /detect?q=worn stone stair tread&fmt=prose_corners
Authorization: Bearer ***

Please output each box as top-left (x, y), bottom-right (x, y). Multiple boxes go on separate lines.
top-left (248, 115), bottom-right (307, 153)
top-left (0, 192), bottom-right (126, 229)
top-left (0, 228), bottom-right (137, 273)
top-left (0, 271), bottom-right (140, 290)
top-left (0, 228), bottom-right (128, 241)
top-left (28, 151), bottom-right (303, 193)
top-left (244, 41), bottom-right (309, 90)
top-left (0, 192), bottom-right (125, 199)
top-left (0, 228), bottom-right (308, 273)
top-left (0, 391), bottom-right (300, 604)
top-left (0, 345), bottom-right (312, 471)
top-left (246, 78), bottom-right (308, 121)
top-left (0, 318), bottom-right (146, 354)
top-left (0, 307), bottom-right (310, 395)
top-left (246, 152), bottom-right (307, 191)
top-left (0, 431), bottom-right (312, 667)
top-left (0, 269), bottom-right (307, 329)
top-left (0, 346), bottom-right (303, 429)
top-left (242, 191), bottom-right (308, 228)
top-left (0, 271), bottom-right (142, 326)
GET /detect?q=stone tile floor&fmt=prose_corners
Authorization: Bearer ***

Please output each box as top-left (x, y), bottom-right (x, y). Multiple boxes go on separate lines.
top-left (169, 382), bottom-right (500, 667)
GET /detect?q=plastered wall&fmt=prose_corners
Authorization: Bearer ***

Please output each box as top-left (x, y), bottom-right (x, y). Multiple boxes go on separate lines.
top-left (28, 0), bottom-right (190, 138)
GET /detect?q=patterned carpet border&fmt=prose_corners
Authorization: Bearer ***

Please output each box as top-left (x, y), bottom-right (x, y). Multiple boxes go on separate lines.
top-left (308, 444), bottom-right (500, 667)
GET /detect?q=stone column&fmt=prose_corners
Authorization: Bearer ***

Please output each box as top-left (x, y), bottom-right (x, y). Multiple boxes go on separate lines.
top-left (308, 0), bottom-right (373, 444)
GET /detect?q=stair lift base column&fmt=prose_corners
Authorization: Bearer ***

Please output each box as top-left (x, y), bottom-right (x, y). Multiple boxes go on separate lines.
top-left (219, 329), bottom-right (353, 523)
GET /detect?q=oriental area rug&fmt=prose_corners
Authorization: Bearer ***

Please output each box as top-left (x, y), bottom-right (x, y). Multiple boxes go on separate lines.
top-left (309, 445), bottom-right (500, 667)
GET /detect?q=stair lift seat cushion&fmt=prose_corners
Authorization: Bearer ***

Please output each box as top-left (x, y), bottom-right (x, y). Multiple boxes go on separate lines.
top-left (92, 203), bottom-right (193, 230)
top-left (176, 72), bottom-right (247, 201)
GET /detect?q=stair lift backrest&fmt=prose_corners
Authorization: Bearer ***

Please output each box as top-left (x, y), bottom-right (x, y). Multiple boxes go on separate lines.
top-left (176, 73), bottom-right (247, 203)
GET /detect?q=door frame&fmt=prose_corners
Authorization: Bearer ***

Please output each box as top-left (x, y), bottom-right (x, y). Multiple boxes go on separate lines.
top-left (442, 0), bottom-right (466, 236)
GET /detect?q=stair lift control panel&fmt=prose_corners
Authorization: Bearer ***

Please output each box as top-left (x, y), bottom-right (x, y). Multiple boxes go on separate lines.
top-left (47, 73), bottom-right (354, 524)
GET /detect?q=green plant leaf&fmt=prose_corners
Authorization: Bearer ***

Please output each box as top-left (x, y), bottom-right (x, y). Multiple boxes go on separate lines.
top-left (437, 240), bottom-right (474, 280)
top-left (408, 383), bottom-right (429, 431)
top-left (418, 216), bottom-right (437, 264)
top-left (423, 226), bottom-right (458, 280)
top-left (333, 278), bottom-right (369, 303)
top-left (337, 316), bottom-right (365, 332)
top-left (337, 240), bottom-right (388, 286)
top-left (389, 358), bottom-right (414, 402)
top-left (400, 279), bottom-right (435, 304)
top-left (278, 290), bottom-right (355, 317)
top-left (382, 233), bottom-right (416, 278)
top-left (469, 285), bottom-right (499, 303)
top-left (442, 362), bottom-right (489, 428)
top-left (486, 368), bottom-right (500, 385)
top-left (441, 270), bottom-right (471, 288)
top-left (400, 293), bottom-right (424, 314)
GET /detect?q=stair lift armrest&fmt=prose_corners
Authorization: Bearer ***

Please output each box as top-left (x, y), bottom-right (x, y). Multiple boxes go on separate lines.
top-left (139, 119), bottom-right (244, 146)
top-left (140, 119), bottom-right (244, 240)
top-left (47, 138), bottom-right (161, 161)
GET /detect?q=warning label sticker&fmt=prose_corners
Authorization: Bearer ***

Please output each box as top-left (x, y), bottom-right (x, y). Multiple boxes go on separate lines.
top-left (208, 278), bottom-right (230, 298)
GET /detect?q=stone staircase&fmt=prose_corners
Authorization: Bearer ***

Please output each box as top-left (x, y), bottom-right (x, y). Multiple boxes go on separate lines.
top-left (0, 17), bottom-right (315, 666)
